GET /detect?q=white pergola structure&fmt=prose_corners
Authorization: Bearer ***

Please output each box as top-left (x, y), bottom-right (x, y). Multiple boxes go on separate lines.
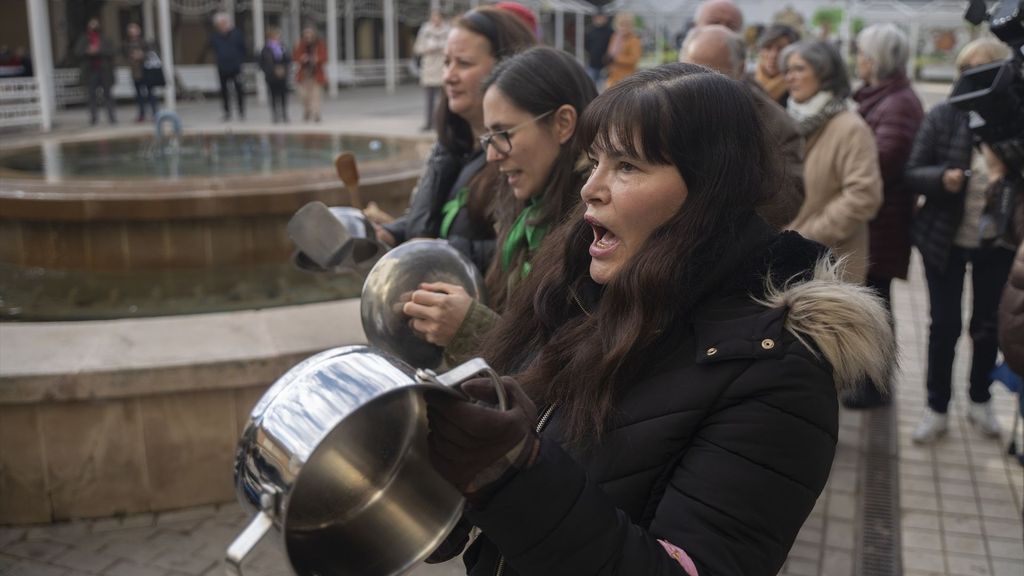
top-left (21, 0), bottom-right (611, 131)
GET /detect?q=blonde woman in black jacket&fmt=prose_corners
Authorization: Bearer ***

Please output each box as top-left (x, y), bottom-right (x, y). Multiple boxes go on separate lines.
top-left (423, 64), bottom-right (894, 576)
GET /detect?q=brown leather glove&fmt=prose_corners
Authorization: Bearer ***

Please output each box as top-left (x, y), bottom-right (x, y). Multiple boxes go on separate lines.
top-left (425, 376), bottom-right (539, 502)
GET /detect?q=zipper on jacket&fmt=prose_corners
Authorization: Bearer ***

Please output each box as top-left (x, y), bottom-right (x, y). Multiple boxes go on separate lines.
top-left (495, 402), bottom-right (558, 576)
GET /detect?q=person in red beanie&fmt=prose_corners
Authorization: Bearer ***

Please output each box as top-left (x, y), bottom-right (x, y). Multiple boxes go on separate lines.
top-left (495, 2), bottom-right (538, 36)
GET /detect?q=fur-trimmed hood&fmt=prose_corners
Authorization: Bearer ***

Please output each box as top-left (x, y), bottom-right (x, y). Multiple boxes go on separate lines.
top-left (760, 256), bottom-right (897, 393)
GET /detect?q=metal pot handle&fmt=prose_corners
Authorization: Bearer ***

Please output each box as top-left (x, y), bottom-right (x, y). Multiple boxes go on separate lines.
top-left (225, 489), bottom-right (278, 576)
top-left (416, 357), bottom-right (508, 410)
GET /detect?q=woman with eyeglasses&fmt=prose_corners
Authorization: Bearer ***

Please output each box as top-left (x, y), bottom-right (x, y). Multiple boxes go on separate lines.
top-left (376, 7), bottom-right (535, 273)
top-left (403, 47), bottom-right (597, 362)
top-left (420, 63), bottom-right (894, 576)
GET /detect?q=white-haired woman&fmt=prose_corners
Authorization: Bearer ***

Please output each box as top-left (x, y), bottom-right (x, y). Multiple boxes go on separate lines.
top-left (781, 41), bottom-right (883, 284)
top-left (843, 24), bottom-right (924, 408)
top-left (906, 38), bottom-right (1017, 443)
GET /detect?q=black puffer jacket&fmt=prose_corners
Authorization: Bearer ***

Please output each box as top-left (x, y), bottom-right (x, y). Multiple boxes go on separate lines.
top-left (460, 229), bottom-right (895, 576)
top-left (905, 102), bottom-right (974, 273)
top-left (382, 142), bottom-right (496, 273)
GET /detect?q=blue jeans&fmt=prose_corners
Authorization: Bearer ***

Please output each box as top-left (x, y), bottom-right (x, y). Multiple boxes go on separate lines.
top-left (134, 80), bottom-right (157, 120)
top-left (923, 242), bottom-right (1015, 413)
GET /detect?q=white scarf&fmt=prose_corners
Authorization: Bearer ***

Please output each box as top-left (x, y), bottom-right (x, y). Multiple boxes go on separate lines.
top-left (786, 91), bottom-right (835, 123)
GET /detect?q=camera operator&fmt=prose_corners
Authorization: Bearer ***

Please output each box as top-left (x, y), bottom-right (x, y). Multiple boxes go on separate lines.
top-left (906, 38), bottom-right (1019, 444)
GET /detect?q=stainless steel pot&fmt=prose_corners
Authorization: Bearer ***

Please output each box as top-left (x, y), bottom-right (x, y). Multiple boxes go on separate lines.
top-left (289, 202), bottom-right (387, 273)
top-left (361, 239), bottom-right (484, 370)
top-left (226, 347), bottom-right (505, 576)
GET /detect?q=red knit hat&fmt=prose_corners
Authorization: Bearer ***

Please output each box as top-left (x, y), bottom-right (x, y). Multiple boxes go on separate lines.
top-left (495, 2), bottom-right (538, 35)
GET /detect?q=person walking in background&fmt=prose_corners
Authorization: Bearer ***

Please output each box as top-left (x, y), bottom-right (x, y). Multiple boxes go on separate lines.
top-left (605, 12), bottom-right (641, 88)
top-left (294, 26), bottom-right (327, 122)
top-left (842, 24), bottom-right (923, 409)
top-left (414, 10), bottom-right (449, 131)
top-left (781, 41), bottom-right (882, 284)
top-left (754, 24), bottom-right (800, 106)
top-left (209, 12), bottom-right (246, 121)
top-left (124, 23), bottom-right (158, 122)
top-left (260, 26), bottom-right (290, 123)
top-left (583, 10), bottom-right (613, 88)
top-left (906, 38), bottom-right (1017, 443)
top-left (679, 25), bottom-right (804, 229)
top-left (74, 18), bottom-right (116, 126)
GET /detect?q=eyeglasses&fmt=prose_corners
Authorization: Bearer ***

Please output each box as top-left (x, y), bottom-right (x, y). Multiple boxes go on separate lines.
top-left (479, 110), bottom-right (555, 155)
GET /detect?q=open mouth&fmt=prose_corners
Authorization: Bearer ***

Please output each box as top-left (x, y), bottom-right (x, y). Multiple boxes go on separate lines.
top-left (586, 217), bottom-right (620, 255)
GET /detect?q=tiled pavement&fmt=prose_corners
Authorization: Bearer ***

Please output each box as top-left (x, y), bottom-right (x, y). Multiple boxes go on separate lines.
top-left (2, 84), bottom-right (1021, 575)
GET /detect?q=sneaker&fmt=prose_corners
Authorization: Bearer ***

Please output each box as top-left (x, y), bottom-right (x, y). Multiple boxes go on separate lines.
top-left (967, 401), bottom-right (1001, 437)
top-left (912, 409), bottom-right (948, 444)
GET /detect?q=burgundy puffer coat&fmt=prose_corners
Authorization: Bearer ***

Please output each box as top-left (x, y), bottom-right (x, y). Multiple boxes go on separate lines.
top-left (999, 226), bottom-right (1024, 375)
top-left (854, 75), bottom-right (924, 280)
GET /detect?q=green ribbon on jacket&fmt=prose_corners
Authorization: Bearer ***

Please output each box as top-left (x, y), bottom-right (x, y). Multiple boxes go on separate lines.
top-left (501, 199), bottom-right (548, 277)
top-left (439, 186), bottom-right (468, 239)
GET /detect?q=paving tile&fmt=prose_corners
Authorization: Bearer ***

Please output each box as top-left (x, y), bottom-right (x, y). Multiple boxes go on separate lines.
top-left (903, 510), bottom-right (942, 530)
top-left (942, 513), bottom-right (983, 536)
top-left (903, 528), bottom-right (945, 551)
top-left (980, 499), bottom-right (1024, 521)
top-left (0, 529), bottom-right (25, 549)
top-left (991, 559), bottom-right (1024, 576)
top-left (102, 559), bottom-right (168, 576)
top-left (50, 547), bottom-right (119, 573)
top-left (986, 537), bottom-right (1024, 562)
top-left (5, 559), bottom-right (70, 576)
top-left (940, 495), bottom-right (981, 516)
top-left (936, 465), bottom-right (973, 482)
top-left (904, 548), bottom-right (946, 572)
top-left (149, 547), bottom-right (217, 576)
top-left (820, 547), bottom-right (853, 576)
top-left (823, 519), bottom-right (855, 550)
top-left (3, 539), bottom-right (70, 563)
top-left (0, 554), bottom-right (20, 571)
top-left (937, 479), bottom-right (976, 499)
top-left (945, 553), bottom-right (992, 576)
top-left (903, 491), bottom-right (942, 513)
top-left (943, 533), bottom-right (987, 556)
top-left (826, 491), bottom-right (857, 521)
top-left (983, 516), bottom-right (1024, 540)
top-left (780, 557), bottom-right (819, 576)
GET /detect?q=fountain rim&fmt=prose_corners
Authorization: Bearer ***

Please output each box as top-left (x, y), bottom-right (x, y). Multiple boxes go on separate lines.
top-left (0, 129), bottom-right (427, 221)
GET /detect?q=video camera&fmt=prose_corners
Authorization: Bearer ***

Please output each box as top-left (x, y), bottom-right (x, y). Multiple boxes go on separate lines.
top-left (949, 0), bottom-right (1024, 178)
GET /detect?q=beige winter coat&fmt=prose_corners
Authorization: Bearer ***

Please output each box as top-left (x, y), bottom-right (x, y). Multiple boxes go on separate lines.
top-left (788, 109), bottom-right (882, 283)
top-left (414, 21), bottom-right (449, 88)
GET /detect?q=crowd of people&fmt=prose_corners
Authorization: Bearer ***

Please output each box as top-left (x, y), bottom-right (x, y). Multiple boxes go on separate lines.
top-left (58, 3), bottom-right (1021, 573)
top-left (358, 1), bottom-right (1020, 575)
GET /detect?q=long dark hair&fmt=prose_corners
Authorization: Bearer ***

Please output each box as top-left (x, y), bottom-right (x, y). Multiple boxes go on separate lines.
top-left (480, 47), bottom-right (597, 311)
top-left (480, 64), bottom-right (780, 443)
top-left (434, 8), bottom-right (535, 231)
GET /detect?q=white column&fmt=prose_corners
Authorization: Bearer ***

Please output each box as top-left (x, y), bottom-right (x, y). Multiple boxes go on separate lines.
top-left (554, 10), bottom-right (564, 50)
top-left (290, 0), bottom-right (300, 50)
top-left (575, 13), bottom-right (584, 63)
top-left (158, 0), bottom-right (176, 111)
top-left (345, 0), bottom-right (355, 83)
top-left (384, 0), bottom-right (396, 93)
top-left (27, 0), bottom-right (55, 131)
top-left (327, 0), bottom-right (339, 97)
top-left (908, 22), bottom-right (920, 80)
top-left (253, 0), bottom-right (267, 104)
top-left (143, 0), bottom-right (155, 40)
